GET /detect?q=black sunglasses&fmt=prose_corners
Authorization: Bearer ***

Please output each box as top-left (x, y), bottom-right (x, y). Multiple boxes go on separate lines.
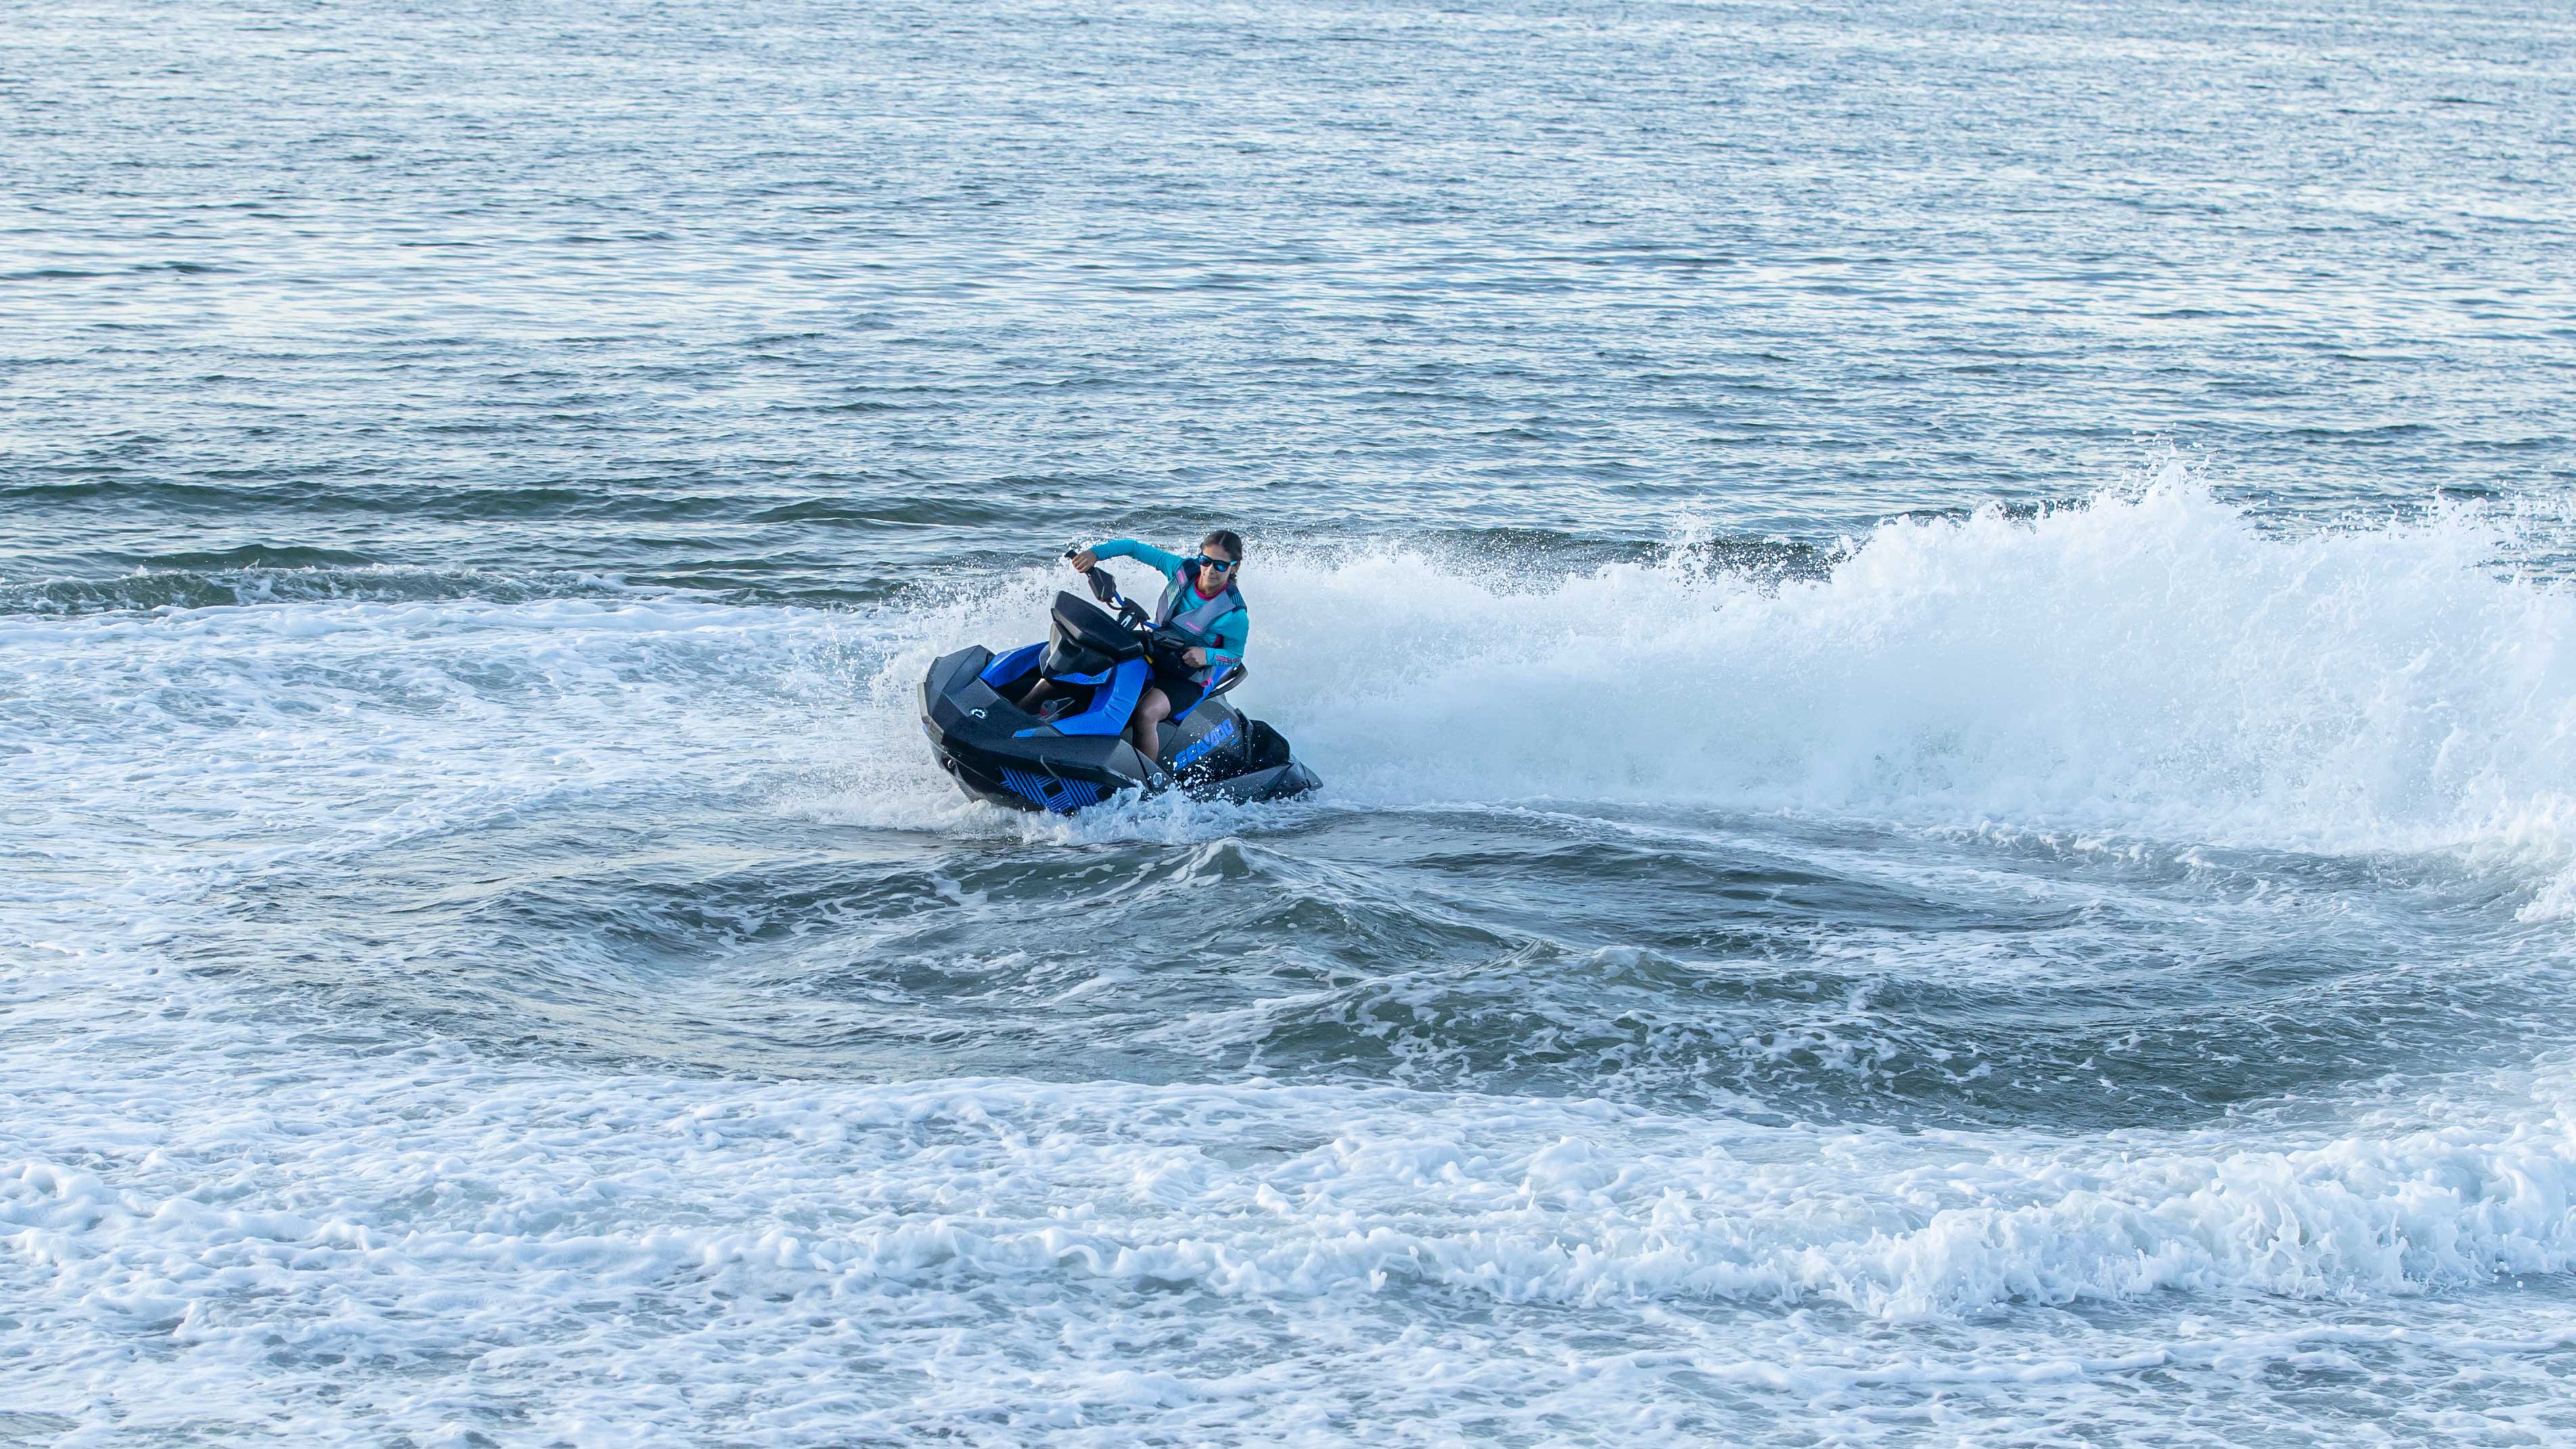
top-left (1193, 555), bottom-right (1237, 572)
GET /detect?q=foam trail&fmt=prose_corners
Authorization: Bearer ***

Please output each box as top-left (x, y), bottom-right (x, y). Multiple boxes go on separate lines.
top-left (847, 474), bottom-right (2576, 879)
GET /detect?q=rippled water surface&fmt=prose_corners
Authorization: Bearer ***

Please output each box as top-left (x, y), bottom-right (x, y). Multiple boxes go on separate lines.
top-left (7, 0), bottom-right (2576, 1444)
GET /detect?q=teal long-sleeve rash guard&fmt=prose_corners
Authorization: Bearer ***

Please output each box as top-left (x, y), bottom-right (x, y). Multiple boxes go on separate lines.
top-left (1090, 539), bottom-right (1249, 671)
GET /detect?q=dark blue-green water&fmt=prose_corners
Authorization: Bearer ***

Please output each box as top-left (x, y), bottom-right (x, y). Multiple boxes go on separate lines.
top-left (6, 1), bottom-right (2576, 1444)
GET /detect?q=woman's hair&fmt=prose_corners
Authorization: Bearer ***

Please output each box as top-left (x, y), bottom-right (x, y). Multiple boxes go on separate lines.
top-left (1201, 529), bottom-right (1245, 560)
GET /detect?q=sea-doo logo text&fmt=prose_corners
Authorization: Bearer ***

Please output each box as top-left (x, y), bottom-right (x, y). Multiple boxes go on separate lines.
top-left (1173, 717), bottom-right (1238, 770)
top-left (969, 708), bottom-right (986, 718)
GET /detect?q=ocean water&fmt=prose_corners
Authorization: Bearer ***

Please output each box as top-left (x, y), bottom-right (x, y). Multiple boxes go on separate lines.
top-left (7, 0), bottom-right (2576, 1444)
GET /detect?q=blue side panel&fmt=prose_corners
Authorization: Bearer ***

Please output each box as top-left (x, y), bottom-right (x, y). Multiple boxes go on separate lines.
top-left (1022, 658), bottom-right (1147, 737)
top-left (1000, 767), bottom-right (1105, 814)
top-left (978, 643), bottom-right (1044, 687)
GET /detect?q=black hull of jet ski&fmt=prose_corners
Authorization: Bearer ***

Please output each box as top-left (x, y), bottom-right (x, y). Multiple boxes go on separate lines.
top-left (920, 643), bottom-right (1321, 814)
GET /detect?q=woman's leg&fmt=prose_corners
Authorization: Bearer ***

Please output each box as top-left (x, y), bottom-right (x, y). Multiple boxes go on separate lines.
top-left (1129, 687), bottom-right (1172, 764)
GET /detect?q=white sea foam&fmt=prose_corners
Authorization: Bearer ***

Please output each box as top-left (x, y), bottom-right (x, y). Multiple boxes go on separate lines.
top-left (1284, 475), bottom-right (2573, 844)
top-left (5, 945), bottom-right (2575, 1445)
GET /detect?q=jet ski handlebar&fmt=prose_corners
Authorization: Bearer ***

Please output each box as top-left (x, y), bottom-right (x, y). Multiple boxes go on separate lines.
top-left (1065, 552), bottom-right (1151, 628)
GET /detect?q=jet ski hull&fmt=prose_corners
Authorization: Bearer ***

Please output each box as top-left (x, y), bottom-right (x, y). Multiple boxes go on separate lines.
top-left (920, 643), bottom-right (1320, 814)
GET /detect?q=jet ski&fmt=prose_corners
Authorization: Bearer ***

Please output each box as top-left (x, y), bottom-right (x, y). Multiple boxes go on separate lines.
top-left (919, 564), bottom-right (1322, 814)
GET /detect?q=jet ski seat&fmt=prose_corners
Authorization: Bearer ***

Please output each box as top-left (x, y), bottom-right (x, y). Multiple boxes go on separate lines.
top-left (965, 593), bottom-right (1154, 739)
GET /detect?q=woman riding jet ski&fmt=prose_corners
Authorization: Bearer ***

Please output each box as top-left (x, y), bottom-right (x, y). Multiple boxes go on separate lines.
top-left (919, 533), bottom-right (1322, 813)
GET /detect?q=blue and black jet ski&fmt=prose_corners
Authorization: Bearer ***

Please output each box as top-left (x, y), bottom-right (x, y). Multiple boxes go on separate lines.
top-left (919, 565), bottom-right (1322, 814)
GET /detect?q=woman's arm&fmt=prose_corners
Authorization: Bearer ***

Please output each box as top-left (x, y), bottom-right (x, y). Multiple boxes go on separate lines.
top-left (1088, 538), bottom-right (1184, 580)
